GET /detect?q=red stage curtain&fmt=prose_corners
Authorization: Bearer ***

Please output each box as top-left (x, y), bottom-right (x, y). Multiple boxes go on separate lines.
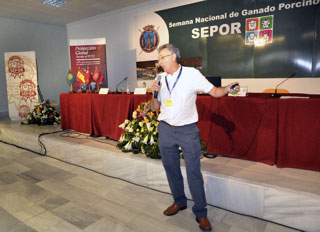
top-left (60, 93), bottom-right (320, 171)
top-left (60, 93), bottom-right (93, 134)
top-left (277, 98), bottom-right (320, 171)
top-left (204, 96), bottom-right (277, 165)
top-left (94, 94), bottom-right (133, 140)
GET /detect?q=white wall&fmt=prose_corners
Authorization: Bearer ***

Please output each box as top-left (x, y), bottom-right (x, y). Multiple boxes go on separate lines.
top-left (67, 0), bottom-right (320, 94)
top-left (0, 16), bottom-right (69, 113)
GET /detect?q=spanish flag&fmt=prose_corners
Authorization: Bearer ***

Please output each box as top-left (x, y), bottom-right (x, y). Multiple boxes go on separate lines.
top-left (76, 66), bottom-right (86, 84)
top-left (66, 69), bottom-right (76, 86)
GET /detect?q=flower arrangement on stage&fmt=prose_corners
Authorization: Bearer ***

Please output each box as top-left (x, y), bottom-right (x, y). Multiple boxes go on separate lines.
top-left (23, 102), bottom-right (61, 126)
top-left (117, 100), bottom-right (208, 159)
top-left (117, 100), bottom-right (161, 159)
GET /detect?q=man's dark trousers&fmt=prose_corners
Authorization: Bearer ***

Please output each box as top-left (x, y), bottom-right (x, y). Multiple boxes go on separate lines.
top-left (158, 121), bottom-right (207, 218)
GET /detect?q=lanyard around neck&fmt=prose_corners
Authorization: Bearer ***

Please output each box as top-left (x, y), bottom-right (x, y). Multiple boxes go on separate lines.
top-left (165, 66), bottom-right (183, 95)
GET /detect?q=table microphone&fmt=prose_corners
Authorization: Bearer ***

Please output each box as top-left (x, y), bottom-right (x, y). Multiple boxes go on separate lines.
top-left (153, 75), bottom-right (161, 98)
top-left (271, 72), bottom-right (296, 98)
top-left (115, 76), bottom-right (127, 94)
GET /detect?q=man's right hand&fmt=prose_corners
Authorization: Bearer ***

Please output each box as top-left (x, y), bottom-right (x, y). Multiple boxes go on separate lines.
top-left (151, 80), bottom-right (161, 111)
top-left (152, 79), bottom-right (161, 96)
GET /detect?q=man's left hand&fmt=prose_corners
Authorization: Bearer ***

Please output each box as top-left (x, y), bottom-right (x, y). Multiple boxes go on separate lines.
top-left (226, 82), bottom-right (240, 94)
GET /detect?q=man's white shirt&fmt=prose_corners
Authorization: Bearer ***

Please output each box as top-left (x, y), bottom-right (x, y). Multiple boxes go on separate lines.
top-left (157, 66), bottom-right (213, 126)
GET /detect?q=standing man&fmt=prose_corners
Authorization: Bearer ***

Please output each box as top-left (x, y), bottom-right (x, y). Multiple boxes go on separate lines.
top-left (151, 44), bottom-right (240, 231)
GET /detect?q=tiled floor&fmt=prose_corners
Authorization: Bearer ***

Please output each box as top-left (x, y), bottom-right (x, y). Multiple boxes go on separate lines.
top-left (0, 137), bottom-right (302, 232)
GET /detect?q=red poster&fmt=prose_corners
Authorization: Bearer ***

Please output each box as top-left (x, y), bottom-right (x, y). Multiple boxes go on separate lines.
top-left (69, 38), bottom-right (107, 92)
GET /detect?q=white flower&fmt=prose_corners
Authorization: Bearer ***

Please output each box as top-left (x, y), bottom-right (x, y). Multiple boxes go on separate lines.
top-left (133, 136), bottom-right (140, 142)
top-left (139, 121), bottom-right (144, 127)
top-left (146, 122), bottom-right (151, 131)
top-left (149, 135), bottom-right (155, 145)
top-left (124, 141), bottom-right (132, 150)
top-left (119, 119), bottom-right (130, 129)
top-left (119, 134), bottom-right (125, 142)
top-left (119, 122), bottom-right (126, 129)
top-left (132, 111), bottom-right (137, 119)
top-left (42, 114), bottom-right (48, 119)
top-left (143, 135), bottom-right (149, 144)
top-left (125, 123), bottom-right (132, 131)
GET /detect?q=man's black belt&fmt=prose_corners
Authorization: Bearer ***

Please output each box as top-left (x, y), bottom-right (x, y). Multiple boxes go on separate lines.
top-left (161, 121), bottom-right (196, 128)
top-left (160, 121), bottom-right (180, 128)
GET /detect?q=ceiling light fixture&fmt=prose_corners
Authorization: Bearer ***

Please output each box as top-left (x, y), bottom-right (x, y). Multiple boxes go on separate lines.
top-left (41, 0), bottom-right (69, 7)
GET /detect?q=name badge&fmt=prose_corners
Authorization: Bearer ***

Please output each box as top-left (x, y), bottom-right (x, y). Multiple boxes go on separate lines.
top-left (165, 99), bottom-right (173, 106)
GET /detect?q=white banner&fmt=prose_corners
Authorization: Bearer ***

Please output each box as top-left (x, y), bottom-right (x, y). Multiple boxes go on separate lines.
top-left (4, 51), bottom-right (39, 120)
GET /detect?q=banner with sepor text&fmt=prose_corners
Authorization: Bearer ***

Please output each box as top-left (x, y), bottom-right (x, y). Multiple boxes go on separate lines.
top-left (136, 0), bottom-right (320, 78)
top-left (4, 51), bottom-right (39, 120)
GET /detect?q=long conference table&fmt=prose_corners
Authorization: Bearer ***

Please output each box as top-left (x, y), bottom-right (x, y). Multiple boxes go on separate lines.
top-left (60, 93), bottom-right (320, 172)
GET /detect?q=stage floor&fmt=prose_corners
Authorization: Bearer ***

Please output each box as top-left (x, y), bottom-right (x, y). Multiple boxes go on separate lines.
top-left (0, 115), bottom-right (319, 232)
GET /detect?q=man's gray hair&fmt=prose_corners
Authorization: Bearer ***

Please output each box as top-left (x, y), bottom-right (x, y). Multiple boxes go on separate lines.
top-left (158, 44), bottom-right (181, 63)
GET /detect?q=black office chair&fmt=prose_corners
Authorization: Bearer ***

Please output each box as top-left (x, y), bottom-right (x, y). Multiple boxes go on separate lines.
top-left (206, 76), bottom-right (221, 87)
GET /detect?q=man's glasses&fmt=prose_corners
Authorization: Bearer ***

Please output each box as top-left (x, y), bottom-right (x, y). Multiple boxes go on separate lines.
top-left (158, 53), bottom-right (172, 61)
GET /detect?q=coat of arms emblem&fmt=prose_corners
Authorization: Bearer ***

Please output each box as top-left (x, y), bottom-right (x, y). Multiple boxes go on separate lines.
top-left (139, 25), bottom-right (160, 53)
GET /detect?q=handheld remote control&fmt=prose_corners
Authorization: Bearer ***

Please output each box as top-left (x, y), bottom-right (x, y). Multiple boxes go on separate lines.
top-left (231, 83), bottom-right (239, 89)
